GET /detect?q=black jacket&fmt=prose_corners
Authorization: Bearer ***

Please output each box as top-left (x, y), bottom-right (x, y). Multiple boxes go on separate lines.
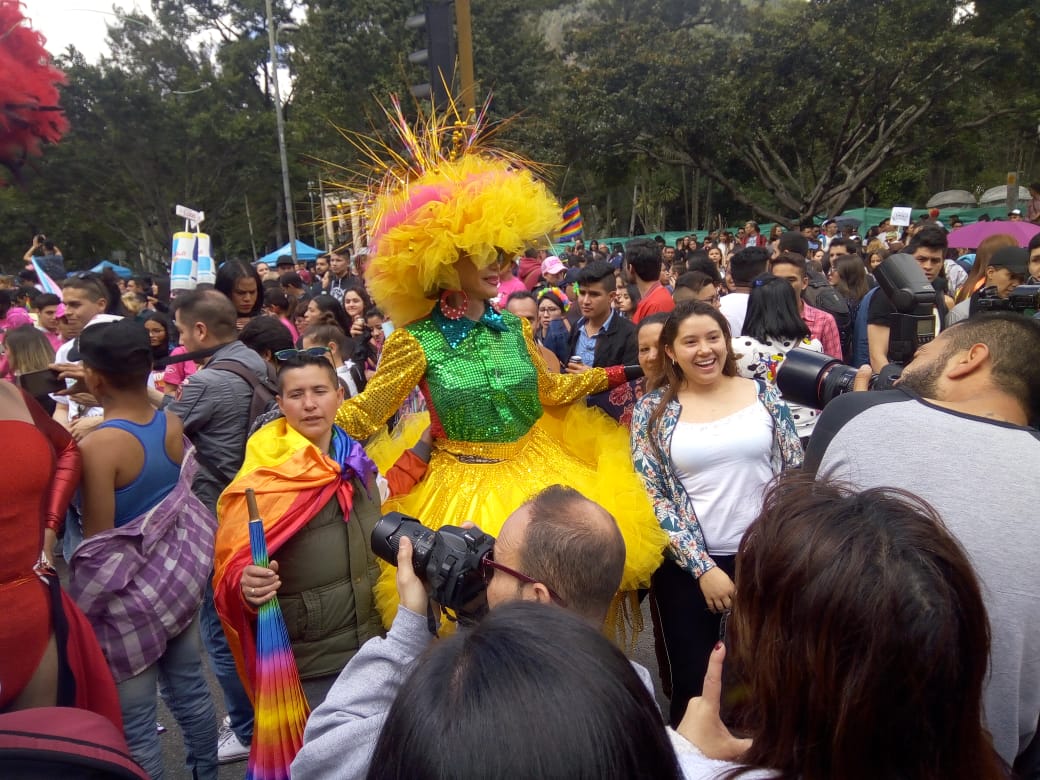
top-left (565, 312), bottom-right (638, 368)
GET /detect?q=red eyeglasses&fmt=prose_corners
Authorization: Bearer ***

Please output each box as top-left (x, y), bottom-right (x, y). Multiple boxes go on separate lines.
top-left (479, 553), bottom-right (566, 607)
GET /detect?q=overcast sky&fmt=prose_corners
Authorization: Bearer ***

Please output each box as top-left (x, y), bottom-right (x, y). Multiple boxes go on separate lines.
top-left (22, 0), bottom-right (153, 62)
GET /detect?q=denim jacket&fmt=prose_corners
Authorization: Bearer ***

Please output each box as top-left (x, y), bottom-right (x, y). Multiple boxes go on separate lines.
top-left (630, 380), bottom-right (803, 578)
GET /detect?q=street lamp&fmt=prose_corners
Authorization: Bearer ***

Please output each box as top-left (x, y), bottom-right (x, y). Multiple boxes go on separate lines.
top-left (265, 1), bottom-right (299, 263)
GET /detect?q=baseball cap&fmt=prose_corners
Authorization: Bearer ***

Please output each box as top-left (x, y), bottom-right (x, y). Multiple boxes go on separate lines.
top-left (988, 246), bottom-right (1029, 275)
top-left (1009, 209), bottom-right (1022, 216)
top-left (541, 256), bottom-right (566, 275)
top-left (275, 255), bottom-right (294, 267)
top-left (71, 319), bottom-right (153, 374)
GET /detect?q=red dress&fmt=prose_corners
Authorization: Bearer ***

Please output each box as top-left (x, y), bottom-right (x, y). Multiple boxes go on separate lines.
top-left (0, 394), bottom-right (122, 728)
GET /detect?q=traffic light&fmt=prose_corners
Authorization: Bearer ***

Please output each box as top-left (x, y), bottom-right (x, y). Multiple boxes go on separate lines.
top-left (405, 0), bottom-right (457, 109)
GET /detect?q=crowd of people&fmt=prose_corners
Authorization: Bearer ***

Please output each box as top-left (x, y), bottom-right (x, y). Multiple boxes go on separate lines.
top-left (2, 137), bottom-right (1040, 779)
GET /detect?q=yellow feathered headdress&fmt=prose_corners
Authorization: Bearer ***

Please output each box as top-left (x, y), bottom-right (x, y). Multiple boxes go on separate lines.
top-left (350, 96), bottom-right (562, 326)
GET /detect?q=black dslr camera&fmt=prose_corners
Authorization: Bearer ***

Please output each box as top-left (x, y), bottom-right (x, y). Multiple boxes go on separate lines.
top-left (371, 512), bottom-right (495, 613)
top-left (777, 253), bottom-right (936, 409)
top-left (974, 284), bottom-right (1040, 317)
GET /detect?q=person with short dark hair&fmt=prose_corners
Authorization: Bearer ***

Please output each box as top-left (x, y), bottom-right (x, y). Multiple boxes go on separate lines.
top-left (32, 291), bottom-right (63, 350)
top-left (672, 271), bottom-right (719, 307)
top-left (214, 353), bottom-right (385, 713)
top-left (565, 260), bottom-right (636, 374)
top-left (866, 224), bottom-right (950, 371)
top-left (239, 315), bottom-right (295, 371)
top-left (719, 246), bottom-right (769, 336)
top-left (769, 252), bottom-right (843, 358)
top-left (71, 319), bottom-right (218, 778)
top-left (777, 230), bottom-right (809, 258)
top-left (675, 475), bottom-right (1006, 780)
top-left (23, 234), bottom-right (66, 280)
top-left (625, 238), bottom-right (674, 323)
top-left (1027, 231), bottom-right (1040, 284)
top-left (166, 288), bottom-right (275, 761)
top-left (805, 313), bottom-right (1040, 770)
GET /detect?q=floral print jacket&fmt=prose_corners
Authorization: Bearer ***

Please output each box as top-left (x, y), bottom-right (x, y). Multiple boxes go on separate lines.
top-left (630, 380), bottom-right (803, 578)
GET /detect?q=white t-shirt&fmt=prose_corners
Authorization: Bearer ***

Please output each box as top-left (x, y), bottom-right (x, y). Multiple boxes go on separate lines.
top-left (718, 292), bottom-right (749, 338)
top-left (732, 336), bottom-right (822, 438)
top-left (669, 401), bottom-right (773, 555)
top-left (51, 313), bottom-right (123, 419)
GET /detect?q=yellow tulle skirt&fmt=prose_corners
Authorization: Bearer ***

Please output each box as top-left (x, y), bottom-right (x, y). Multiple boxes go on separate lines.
top-left (366, 402), bottom-right (668, 630)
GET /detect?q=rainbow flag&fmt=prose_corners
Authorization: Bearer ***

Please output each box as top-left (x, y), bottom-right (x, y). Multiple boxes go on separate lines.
top-left (213, 419), bottom-right (378, 779)
top-left (559, 197), bottom-right (583, 242)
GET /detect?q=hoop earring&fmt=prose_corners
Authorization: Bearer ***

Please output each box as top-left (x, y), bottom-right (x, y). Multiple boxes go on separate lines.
top-left (439, 289), bottom-right (469, 320)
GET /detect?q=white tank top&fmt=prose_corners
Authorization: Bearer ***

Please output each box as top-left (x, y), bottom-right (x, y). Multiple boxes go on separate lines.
top-left (669, 400), bottom-right (773, 555)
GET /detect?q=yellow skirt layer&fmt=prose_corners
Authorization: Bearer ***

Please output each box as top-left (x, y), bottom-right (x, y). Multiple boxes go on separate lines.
top-left (366, 403), bottom-right (668, 628)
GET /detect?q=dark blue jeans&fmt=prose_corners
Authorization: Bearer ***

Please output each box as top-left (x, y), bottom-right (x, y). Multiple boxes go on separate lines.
top-left (199, 579), bottom-right (254, 744)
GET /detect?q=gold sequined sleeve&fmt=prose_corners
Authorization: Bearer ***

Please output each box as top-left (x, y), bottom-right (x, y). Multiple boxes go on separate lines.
top-left (335, 327), bottom-right (427, 440)
top-left (520, 317), bottom-right (609, 406)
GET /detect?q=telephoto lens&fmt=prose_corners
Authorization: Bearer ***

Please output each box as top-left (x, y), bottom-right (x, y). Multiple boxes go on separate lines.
top-left (775, 348), bottom-right (861, 410)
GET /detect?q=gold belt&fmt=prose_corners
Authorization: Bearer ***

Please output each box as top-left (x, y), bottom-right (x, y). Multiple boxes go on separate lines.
top-left (434, 428), bottom-right (536, 462)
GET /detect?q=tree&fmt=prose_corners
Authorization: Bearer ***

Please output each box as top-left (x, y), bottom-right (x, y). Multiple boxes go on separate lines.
top-left (554, 0), bottom-right (1037, 226)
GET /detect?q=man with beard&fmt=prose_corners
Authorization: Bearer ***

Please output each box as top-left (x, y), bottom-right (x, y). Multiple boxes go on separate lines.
top-left (803, 312), bottom-right (1040, 775)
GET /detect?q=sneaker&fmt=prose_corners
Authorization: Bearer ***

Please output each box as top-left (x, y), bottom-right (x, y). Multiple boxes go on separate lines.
top-left (217, 720), bottom-right (249, 764)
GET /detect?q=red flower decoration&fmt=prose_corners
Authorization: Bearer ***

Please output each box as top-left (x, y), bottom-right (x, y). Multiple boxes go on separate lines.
top-left (0, 0), bottom-right (68, 182)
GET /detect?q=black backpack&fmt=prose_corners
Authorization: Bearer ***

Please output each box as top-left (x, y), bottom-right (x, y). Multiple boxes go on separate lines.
top-left (803, 270), bottom-right (851, 332)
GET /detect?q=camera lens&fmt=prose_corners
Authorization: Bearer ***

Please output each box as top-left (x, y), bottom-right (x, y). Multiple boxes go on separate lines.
top-left (776, 349), bottom-right (847, 409)
top-left (371, 512), bottom-right (436, 577)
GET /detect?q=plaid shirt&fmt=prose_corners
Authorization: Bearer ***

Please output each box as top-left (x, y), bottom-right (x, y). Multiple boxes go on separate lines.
top-left (801, 303), bottom-right (842, 358)
top-left (69, 448), bottom-right (215, 682)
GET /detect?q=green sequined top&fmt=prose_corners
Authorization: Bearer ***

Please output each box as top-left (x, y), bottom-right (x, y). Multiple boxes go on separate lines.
top-left (335, 307), bottom-right (609, 446)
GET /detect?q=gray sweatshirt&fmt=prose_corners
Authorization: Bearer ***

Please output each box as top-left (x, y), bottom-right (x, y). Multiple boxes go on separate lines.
top-left (291, 607), bottom-right (659, 780)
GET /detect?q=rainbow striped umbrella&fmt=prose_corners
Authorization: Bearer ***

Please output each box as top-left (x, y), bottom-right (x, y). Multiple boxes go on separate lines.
top-left (245, 489), bottom-right (310, 780)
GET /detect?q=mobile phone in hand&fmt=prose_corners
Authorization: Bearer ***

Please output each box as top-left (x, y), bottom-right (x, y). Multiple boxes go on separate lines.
top-left (18, 368), bottom-right (65, 397)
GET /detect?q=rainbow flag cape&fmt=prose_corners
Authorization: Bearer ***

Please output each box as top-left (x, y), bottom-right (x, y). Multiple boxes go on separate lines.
top-left (559, 197), bottom-right (583, 242)
top-left (213, 419), bottom-right (377, 777)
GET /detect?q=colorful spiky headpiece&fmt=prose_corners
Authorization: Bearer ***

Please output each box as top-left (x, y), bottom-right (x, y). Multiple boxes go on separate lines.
top-left (350, 96), bottom-right (562, 326)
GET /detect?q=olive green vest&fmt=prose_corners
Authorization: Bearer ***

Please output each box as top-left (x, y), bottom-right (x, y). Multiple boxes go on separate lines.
top-left (276, 474), bottom-right (384, 679)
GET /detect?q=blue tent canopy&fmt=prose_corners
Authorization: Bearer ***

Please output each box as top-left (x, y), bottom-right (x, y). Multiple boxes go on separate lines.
top-left (255, 240), bottom-right (323, 266)
top-left (90, 260), bottom-right (133, 279)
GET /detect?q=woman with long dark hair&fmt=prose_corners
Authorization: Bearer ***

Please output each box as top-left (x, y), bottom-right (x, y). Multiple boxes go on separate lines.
top-left (303, 294), bottom-right (352, 337)
top-left (214, 262), bottom-right (264, 331)
top-left (676, 474), bottom-right (1006, 780)
top-left (630, 301), bottom-right (802, 726)
top-left (734, 274), bottom-right (822, 440)
top-left (140, 311), bottom-right (173, 394)
top-left (828, 255), bottom-right (871, 362)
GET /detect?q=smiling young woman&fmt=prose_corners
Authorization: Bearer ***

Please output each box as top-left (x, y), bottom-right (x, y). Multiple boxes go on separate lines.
top-left (629, 300), bottom-right (803, 726)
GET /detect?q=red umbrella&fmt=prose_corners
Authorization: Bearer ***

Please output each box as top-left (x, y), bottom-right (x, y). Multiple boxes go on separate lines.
top-left (946, 221), bottom-right (1040, 249)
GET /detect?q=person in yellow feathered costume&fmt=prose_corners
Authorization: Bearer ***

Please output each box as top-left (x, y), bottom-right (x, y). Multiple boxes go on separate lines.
top-left (332, 99), bottom-right (666, 628)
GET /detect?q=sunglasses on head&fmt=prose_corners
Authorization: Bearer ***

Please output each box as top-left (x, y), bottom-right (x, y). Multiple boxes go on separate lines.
top-left (274, 346), bottom-right (331, 361)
